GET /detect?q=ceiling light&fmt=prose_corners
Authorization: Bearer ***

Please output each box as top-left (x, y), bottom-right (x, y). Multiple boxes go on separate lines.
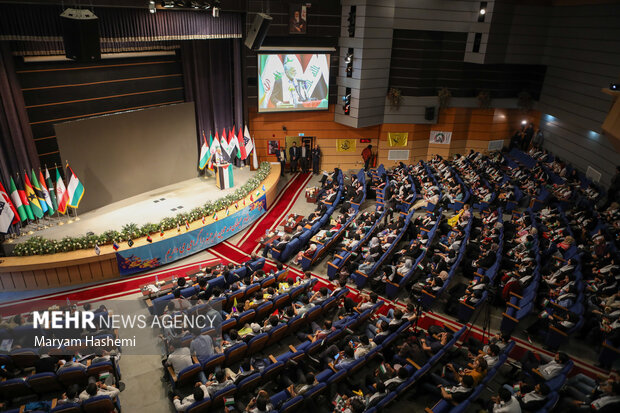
top-left (344, 53), bottom-right (353, 64)
top-left (162, 1), bottom-right (174, 8)
top-left (148, 0), bottom-right (156, 13)
top-left (212, 6), bottom-right (220, 17)
top-left (479, 8), bottom-right (486, 15)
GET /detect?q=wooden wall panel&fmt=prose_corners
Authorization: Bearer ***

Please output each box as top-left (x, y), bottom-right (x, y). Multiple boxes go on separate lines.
top-left (45, 268), bottom-right (60, 287)
top-left (28, 270), bottom-right (44, 289)
top-left (89, 262), bottom-right (103, 280)
top-left (68, 266), bottom-right (82, 284)
top-left (100, 259), bottom-right (116, 279)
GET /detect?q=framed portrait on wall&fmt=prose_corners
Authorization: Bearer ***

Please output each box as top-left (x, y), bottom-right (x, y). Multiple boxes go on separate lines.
top-left (289, 4), bottom-right (307, 34)
top-left (268, 140), bottom-right (280, 154)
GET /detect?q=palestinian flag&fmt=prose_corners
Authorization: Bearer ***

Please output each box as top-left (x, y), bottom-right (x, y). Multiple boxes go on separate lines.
top-left (216, 163), bottom-right (234, 189)
top-left (9, 177), bottom-right (28, 222)
top-left (30, 170), bottom-right (49, 215)
top-left (24, 172), bottom-right (44, 219)
top-left (45, 167), bottom-right (58, 212)
top-left (66, 163), bottom-right (85, 208)
top-left (38, 169), bottom-right (55, 215)
top-left (55, 167), bottom-right (69, 214)
top-left (199, 130), bottom-right (211, 170)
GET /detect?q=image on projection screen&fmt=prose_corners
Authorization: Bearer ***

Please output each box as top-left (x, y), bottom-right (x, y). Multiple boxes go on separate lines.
top-left (258, 53), bottom-right (330, 112)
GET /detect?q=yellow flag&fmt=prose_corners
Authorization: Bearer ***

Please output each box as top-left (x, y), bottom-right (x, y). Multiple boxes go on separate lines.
top-left (388, 132), bottom-right (408, 147)
top-left (336, 139), bottom-right (356, 152)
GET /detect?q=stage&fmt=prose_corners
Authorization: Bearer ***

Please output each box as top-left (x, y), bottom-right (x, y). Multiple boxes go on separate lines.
top-left (0, 164), bottom-right (281, 291)
top-left (11, 166), bottom-right (255, 243)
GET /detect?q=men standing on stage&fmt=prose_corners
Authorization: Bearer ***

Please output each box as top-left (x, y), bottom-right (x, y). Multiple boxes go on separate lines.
top-left (214, 147), bottom-right (225, 165)
top-left (289, 141), bottom-right (300, 173)
top-left (277, 146), bottom-right (287, 176)
top-left (300, 143), bottom-right (308, 173)
top-left (312, 146), bottom-right (321, 174)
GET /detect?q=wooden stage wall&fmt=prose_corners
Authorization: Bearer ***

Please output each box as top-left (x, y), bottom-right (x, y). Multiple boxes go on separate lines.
top-left (251, 104), bottom-right (541, 171)
top-left (0, 164), bottom-right (281, 291)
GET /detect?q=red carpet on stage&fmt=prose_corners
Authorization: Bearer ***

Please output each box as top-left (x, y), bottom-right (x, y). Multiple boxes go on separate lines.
top-left (235, 172), bottom-right (312, 253)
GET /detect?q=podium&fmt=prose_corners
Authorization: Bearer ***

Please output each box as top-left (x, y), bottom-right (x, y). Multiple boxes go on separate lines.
top-left (215, 163), bottom-right (234, 189)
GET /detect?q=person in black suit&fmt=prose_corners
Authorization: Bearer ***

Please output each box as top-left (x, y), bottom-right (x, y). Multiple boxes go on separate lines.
top-left (289, 142), bottom-right (299, 173)
top-left (311, 146), bottom-right (321, 174)
top-left (277, 147), bottom-right (287, 176)
top-left (300, 144), bottom-right (309, 173)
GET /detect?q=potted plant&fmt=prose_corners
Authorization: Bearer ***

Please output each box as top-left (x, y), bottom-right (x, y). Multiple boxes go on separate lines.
top-left (387, 87), bottom-right (402, 110)
top-left (438, 87), bottom-right (452, 109)
top-left (477, 90), bottom-right (491, 109)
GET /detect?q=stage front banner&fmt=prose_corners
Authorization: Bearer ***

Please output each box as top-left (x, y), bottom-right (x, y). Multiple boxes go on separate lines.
top-left (115, 195), bottom-right (267, 275)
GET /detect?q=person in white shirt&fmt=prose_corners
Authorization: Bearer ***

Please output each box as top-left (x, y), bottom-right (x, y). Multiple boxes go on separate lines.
top-left (79, 381), bottom-right (120, 402)
top-left (173, 382), bottom-right (209, 412)
top-left (491, 388), bottom-right (522, 413)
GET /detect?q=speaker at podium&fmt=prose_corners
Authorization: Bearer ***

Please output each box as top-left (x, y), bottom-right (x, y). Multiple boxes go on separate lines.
top-left (215, 163), bottom-right (234, 189)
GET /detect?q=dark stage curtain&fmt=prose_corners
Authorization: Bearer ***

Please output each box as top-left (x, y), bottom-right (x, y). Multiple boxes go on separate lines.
top-left (181, 39), bottom-right (244, 166)
top-left (0, 4), bottom-right (242, 55)
top-left (0, 43), bottom-right (39, 186)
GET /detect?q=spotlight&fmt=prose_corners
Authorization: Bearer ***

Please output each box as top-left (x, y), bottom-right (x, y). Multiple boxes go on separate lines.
top-left (162, 0), bottom-right (174, 8)
top-left (344, 53), bottom-right (353, 64)
top-left (212, 6), bottom-right (220, 17)
top-left (611, 83), bottom-right (618, 91)
top-left (521, 120), bottom-right (527, 125)
top-left (148, 0), bottom-right (156, 13)
top-left (201, 2), bottom-right (211, 9)
top-left (479, 8), bottom-right (486, 15)
top-left (190, 1), bottom-right (200, 8)
top-left (175, 0), bottom-right (186, 7)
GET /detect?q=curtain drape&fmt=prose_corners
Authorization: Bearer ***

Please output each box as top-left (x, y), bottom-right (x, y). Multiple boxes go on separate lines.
top-left (0, 4), bottom-right (242, 56)
top-left (181, 39), bottom-right (244, 167)
top-left (0, 42), bottom-right (39, 186)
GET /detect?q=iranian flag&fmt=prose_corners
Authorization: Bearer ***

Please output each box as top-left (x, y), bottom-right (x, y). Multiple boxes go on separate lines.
top-left (66, 163), bottom-right (84, 208)
top-left (9, 177), bottom-right (27, 222)
top-left (199, 130), bottom-right (211, 170)
top-left (0, 180), bottom-right (17, 233)
top-left (55, 167), bottom-right (69, 214)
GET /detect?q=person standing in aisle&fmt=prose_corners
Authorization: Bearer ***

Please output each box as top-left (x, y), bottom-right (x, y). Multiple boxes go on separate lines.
top-left (312, 146), bottom-right (321, 174)
top-left (289, 141), bottom-right (300, 173)
top-left (277, 146), bottom-right (287, 176)
top-left (362, 144), bottom-right (373, 171)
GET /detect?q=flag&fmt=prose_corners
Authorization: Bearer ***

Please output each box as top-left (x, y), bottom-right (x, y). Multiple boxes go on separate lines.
top-left (199, 130), bottom-right (211, 170)
top-left (94, 244), bottom-right (101, 255)
top-left (250, 194), bottom-right (254, 202)
top-left (252, 136), bottom-right (259, 169)
top-left (213, 212), bottom-right (218, 221)
top-left (0, 180), bottom-right (16, 233)
top-left (208, 132), bottom-right (221, 170)
top-left (216, 163), bottom-right (234, 189)
top-left (9, 177), bottom-right (27, 222)
top-left (226, 208), bottom-right (230, 216)
top-left (24, 172), bottom-right (44, 219)
top-left (202, 216), bottom-right (206, 224)
top-left (55, 167), bottom-right (69, 214)
top-left (237, 127), bottom-right (246, 160)
top-left (127, 239), bottom-right (134, 247)
top-left (230, 127), bottom-right (241, 160)
top-left (177, 223), bottom-right (181, 232)
top-left (30, 170), bottom-right (48, 215)
top-left (38, 169), bottom-right (55, 215)
top-left (112, 242), bottom-right (119, 251)
top-left (66, 163), bottom-right (85, 208)
top-left (242, 125), bottom-right (254, 161)
top-left (15, 175), bottom-right (34, 220)
top-left (185, 221), bottom-right (190, 230)
top-left (146, 235), bottom-right (153, 243)
top-left (45, 167), bottom-right (58, 212)
top-left (160, 228), bottom-right (165, 237)
top-left (262, 185), bottom-right (266, 191)
top-left (220, 128), bottom-right (232, 162)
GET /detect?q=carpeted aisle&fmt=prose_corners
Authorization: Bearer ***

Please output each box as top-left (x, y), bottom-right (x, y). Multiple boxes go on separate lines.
top-left (235, 172), bottom-right (313, 253)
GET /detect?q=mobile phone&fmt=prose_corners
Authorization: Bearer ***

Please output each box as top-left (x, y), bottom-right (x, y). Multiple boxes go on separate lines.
top-left (1, 365), bottom-right (5, 369)
top-left (72, 357), bottom-right (76, 362)
top-left (334, 353), bottom-right (340, 361)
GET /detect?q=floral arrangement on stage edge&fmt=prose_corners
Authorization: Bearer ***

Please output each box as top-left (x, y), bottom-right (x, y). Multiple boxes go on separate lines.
top-left (12, 162), bottom-right (272, 256)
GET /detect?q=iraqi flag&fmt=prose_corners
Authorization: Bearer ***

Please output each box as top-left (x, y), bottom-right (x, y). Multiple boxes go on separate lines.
top-left (220, 128), bottom-right (233, 162)
top-left (0, 180), bottom-right (17, 233)
top-left (9, 177), bottom-right (27, 222)
top-left (217, 163), bottom-right (234, 189)
top-left (242, 125), bottom-right (254, 161)
top-left (199, 130), bottom-right (211, 170)
top-left (66, 163), bottom-right (85, 208)
top-left (55, 167), bottom-right (69, 214)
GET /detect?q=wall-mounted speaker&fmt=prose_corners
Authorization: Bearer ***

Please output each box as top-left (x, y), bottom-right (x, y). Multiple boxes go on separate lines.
top-left (61, 8), bottom-right (101, 62)
top-left (425, 106), bottom-right (436, 121)
top-left (245, 13), bottom-right (273, 50)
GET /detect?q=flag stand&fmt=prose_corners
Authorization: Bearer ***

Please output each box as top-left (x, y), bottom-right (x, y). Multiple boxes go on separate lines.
top-left (73, 206), bottom-right (80, 221)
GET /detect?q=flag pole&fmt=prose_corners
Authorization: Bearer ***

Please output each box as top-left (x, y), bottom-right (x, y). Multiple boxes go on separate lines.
top-left (55, 163), bottom-right (66, 226)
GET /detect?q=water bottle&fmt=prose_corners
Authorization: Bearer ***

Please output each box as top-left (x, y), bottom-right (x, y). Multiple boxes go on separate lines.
top-left (155, 274), bottom-right (159, 285)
